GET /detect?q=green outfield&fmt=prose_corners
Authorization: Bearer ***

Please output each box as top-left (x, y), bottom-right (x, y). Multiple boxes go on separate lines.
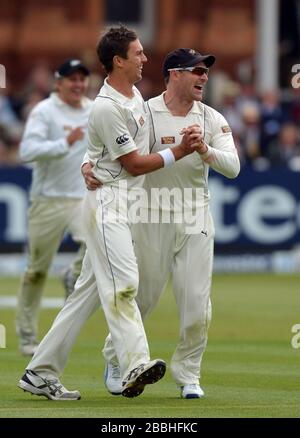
top-left (0, 274), bottom-right (299, 418)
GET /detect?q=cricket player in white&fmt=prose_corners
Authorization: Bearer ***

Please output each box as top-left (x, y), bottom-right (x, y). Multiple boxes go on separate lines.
top-left (100, 48), bottom-right (240, 399)
top-left (16, 59), bottom-right (92, 356)
top-left (18, 27), bottom-right (204, 400)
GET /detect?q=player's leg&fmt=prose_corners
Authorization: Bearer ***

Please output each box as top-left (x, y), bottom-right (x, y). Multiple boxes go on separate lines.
top-left (63, 199), bottom-right (86, 298)
top-left (26, 251), bottom-right (100, 377)
top-left (16, 199), bottom-right (68, 354)
top-left (85, 190), bottom-right (165, 396)
top-left (19, 251), bottom-right (100, 399)
top-left (170, 213), bottom-right (214, 393)
top-left (85, 194), bottom-right (149, 377)
top-left (135, 221), bottom-right (175, 318)
top-left (102, 221), bottom-right (174, 366)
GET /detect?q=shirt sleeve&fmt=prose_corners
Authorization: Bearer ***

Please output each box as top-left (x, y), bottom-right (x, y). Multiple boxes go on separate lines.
top-left (92, 99), bottom-right (137, 161)
top-left (81, 152), bottom-right (89, 167)
top-left (19, 105), bottom-right (69, 163)
top-left (146, 101), bottom-right (155, 152)
top-left (201, 112), bottom-right (240, 178)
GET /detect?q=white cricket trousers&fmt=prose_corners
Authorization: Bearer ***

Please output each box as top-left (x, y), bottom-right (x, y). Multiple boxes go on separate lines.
top-left (28, 188), bottom-right (150, 380)
top-left (103, 211), bottom-right (214, 385)
top-left (16, 197), bottom-right (85, 347)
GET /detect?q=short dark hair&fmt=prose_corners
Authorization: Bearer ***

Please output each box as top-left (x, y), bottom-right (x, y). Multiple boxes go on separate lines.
top-left (96, 25), bottom-right (138, 73)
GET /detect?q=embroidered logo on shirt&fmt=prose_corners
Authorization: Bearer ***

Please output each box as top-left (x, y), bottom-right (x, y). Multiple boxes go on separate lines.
top-left (161, 136), bottom-right (175, 144)
top-left (221, 125), bottom-right (231, 133)
top-left (139, 116), bottom-right (145, 126)
top-left (116, 134), bottom-right (130, 145)
top-left (63, 125), bottom-right (73, 131)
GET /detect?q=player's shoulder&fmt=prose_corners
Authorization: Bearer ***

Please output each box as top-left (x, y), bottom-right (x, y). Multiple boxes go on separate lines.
top-left (203, 103), bottom-right (232, 135)
top-left (147, 93), bottom-right (164, 111)
top-left (81, 96), bottom-right (93, 109)
top-left (26, 96), bottom-right (53, 120)
top-left (31, 96), bottom-right (52, 112)
top-left (91, 95), bottom-right (123, 127)
top-left (93, 94), bottom-right (120, 113)
top-left (202, 102), bottom-right (226, 122)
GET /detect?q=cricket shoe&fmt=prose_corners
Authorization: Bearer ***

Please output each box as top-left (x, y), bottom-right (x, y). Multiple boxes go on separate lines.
top-left (104, 362), bottom-right (122, 395)
top-left (122, 359), bottom-right (166, 398)
top-left (181, 384), bottom-right (204, 399)
top-left (18, 370), bottom-right (81, 401)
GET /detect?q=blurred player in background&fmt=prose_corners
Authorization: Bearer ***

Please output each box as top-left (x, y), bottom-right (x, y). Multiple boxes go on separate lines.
top-left (16, 59), bottom-right (92, 356)
top-left (98, 48), bottom-right (240, 399)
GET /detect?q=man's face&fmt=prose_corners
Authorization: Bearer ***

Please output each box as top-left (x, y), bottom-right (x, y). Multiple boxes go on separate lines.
top-left (122, 39), bottom-right (147, 83)
top-left (174, 62), bottom-right (209, 102)
top-left (56, 71), bottom-right (88, 107)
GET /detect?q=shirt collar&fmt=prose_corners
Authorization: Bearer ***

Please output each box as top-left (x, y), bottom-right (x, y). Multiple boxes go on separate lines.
top-left (50, 92), bottom-right (91, 109)
top-left (149, 92), bottom-right (203, 115)
top-left (99, 78), bottom-right (139, 104)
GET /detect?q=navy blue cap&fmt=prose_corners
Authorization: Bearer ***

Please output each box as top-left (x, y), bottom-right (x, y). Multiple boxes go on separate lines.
top-left (163, 48), bottom-right (215, 78)
top-left (55, 59), bottom-right (90, 79)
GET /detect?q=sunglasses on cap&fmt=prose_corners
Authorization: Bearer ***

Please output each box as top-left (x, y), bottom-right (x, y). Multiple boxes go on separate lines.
top-left (167, 66), bottom-right (209, 76)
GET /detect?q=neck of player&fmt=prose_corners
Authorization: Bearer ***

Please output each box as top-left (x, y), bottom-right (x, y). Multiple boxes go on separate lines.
top-left (163, 91), bottom-right (193, 117)
top-left (107, 73), bottom-right (135, 99)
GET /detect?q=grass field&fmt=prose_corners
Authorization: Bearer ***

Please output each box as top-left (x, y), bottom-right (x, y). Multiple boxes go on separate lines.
top-left (0, 274), bottom-right (300, 418)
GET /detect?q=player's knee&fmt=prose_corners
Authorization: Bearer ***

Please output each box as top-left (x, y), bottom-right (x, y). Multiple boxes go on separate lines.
top-left (195, 308), bottom-right (212, 329)
top-left (193, 297), bottom-right (212, 326)
top-left (116, 284), bottom-right (137, 301)
top-left (23, 270), bottom-right (47, 285)
top-left (185, 306), bottom-right (212, 335)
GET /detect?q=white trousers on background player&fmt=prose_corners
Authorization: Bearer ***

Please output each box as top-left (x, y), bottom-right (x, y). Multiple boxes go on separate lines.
top-left (16, 197), bottom-right (85, 347)
top-left (103, 211), bottom-right (214, 386)
top-left (27, 188), bottom-right (150, 380)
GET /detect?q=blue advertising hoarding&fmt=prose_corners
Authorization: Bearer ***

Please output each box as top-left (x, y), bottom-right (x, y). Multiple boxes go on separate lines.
top-left (210, 167), bottom-right (300, 252)
top-left (0, 166), bottom-right (299, 252)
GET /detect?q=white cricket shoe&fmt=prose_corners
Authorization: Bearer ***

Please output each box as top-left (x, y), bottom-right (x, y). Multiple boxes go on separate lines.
top-left (181, 384), bottom-right (204, 399)
top-left (19, 343), bottom-right (38, 357)
top-left (122, 359), bottom-right (166, 398)
top-left (18, 370), bottom-right (81, 401)
top-left (104, 362), bottom-right (122, 395)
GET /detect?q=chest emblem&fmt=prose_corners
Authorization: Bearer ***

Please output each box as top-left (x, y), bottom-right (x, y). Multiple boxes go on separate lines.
top-left (221, 125), bottom-right (231, 133)
top-left (139, 116), bottom-right (145, 126)
top-left (161, 136), bottom-right (175, 144)
top-left (63, 125), bottom-right (73, 132)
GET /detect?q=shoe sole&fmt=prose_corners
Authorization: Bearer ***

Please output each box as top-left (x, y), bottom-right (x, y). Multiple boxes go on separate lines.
top-left (108, 390), bottom-right (122, 396)
top-left (18, 380), bottom-right (81, 401)
top-left (183, 393), bottom-right (202, 399)
top-left (122, 360), bottom-right (166, 398)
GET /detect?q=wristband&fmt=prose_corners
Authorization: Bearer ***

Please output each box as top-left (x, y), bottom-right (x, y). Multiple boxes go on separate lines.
top-left (157, 148), bottom-right (175, 167)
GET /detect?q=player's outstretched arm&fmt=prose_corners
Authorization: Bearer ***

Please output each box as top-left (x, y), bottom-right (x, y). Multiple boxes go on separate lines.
top-left (119, 124), bottom-right (202, 176)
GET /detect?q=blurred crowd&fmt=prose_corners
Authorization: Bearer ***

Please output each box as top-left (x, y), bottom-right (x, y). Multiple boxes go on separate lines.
top-left (215, 79), bottom-right (300, 171)
top-left (1, 61), bottom-right (300, 170)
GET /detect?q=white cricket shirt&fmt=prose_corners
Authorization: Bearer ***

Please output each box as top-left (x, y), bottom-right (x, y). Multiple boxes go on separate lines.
top-left (20, 92), bottom-right (92, 199)
top-left (144, 92), bottom-right (240, 212)
top-left (86, 79), bottom-right (149, 189)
